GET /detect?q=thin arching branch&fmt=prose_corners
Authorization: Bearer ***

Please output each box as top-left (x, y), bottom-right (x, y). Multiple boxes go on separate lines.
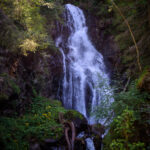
top-left (111, 0), bottom-right (142, 72)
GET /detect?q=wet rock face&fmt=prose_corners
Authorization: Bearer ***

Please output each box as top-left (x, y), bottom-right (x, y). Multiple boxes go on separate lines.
top-left (0, 46), bottom-right (64, 115)
top-left (17, 50), bottom-right (64, 99)
top-left (85, 12), bottom-right (120, 78)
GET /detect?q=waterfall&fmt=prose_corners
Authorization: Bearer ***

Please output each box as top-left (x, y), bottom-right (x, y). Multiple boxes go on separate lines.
top-left (86, 138), bottom-right (95, 150)
top-left (56, 4), bottom-right (113, 125)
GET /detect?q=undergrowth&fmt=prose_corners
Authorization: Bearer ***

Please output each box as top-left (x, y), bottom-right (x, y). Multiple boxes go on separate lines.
top-left (0, 96), bottom-right (67, 150)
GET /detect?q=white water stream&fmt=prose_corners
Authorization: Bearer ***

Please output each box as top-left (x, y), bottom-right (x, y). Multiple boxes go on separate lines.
top-left (56, 4), bottom-right (113, 150)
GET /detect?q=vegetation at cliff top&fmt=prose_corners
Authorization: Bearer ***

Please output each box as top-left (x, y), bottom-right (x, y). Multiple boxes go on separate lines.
top-left (0, 0), bottom-right (63, 55)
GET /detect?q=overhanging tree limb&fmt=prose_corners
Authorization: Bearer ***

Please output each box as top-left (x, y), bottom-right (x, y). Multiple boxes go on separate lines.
top-left (111, 0), bottom-right (142, 72)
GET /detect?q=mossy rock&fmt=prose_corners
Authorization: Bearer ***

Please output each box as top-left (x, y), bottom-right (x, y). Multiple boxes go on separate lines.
top-left (64, 110), bottom-right (84, 121)
top-left (137, 69), bottom-right (150, 93)
top-left (63, 110), bottom-right (88, 134)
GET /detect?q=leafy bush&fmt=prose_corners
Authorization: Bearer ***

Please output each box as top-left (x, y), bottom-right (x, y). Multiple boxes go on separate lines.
top-left (20, 39), bottom-right (39, 55)
top-left (0, 94), bottom-right (86, 150)
top-left (103, 109), bottom-right (146, 150)
top-left (113, 82), bottom-right (150, 119)
top-left (102, 82), bottom-right (150, 149)
top-left (0, 96), bottom-right (67, 150)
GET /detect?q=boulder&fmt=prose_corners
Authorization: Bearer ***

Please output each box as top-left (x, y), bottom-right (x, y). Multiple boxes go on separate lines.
top-left (64, 110), bottom-right (88, 134)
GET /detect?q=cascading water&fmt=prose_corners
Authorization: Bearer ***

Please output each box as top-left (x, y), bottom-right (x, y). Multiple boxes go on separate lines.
top-left (55, 3), bottom-right (114, 150)
top-left (56, 4), bottom-right (113, 125)
top-left (56, 4), bottom-right (111, 124)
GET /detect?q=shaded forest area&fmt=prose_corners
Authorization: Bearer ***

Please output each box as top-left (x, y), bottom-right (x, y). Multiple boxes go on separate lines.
top-left (0, 0), bottom-right (150, 149)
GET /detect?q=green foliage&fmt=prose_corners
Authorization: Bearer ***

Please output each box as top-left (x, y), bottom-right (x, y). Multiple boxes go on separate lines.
top-left (87, 0), bottom-right (112, 19)
top-left (113, 109), bottom-right (135, 138)
top-left (0, 9), bottom-right (21, 51)
top-left (19, 39), bottom-right (39, 55)
top-left (32, 87), bottom-right (38, 97)
top-left (102, 82), bottom-right (150, 149)
top-left (110, 139), bottom-right (145, 150)
top-left (111, 0), bottom-right (149, 73)
top-left (103, 109), bottom-right (145, 150)
top-left (113, 82), bottom-right (150, 119)
top-left (0, 96), bottom-right (67, 150)
top-left (0, 94), bottom-right (85, 149)
top-left (0, 0), bottom-right (63, 54)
